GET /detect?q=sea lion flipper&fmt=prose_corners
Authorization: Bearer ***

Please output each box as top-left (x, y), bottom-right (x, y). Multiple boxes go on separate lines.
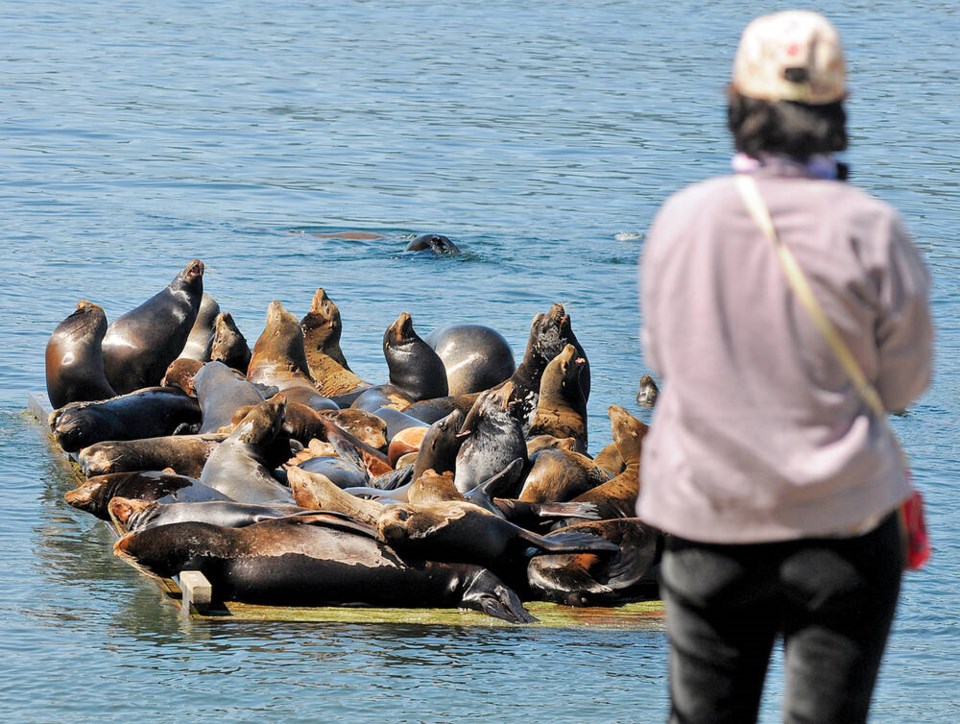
top-left (279, 510), bottom-right (381, 540)
top-left (460, 569), bottom-right (536, 624)
top-left (526, 528), bottom-right (620, 555)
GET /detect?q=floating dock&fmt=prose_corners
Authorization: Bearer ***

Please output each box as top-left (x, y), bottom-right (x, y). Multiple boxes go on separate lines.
top-left (30, 393), bottom-right (665, 629)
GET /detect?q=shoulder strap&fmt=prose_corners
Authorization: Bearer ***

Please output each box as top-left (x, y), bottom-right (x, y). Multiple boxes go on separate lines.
top-left (734, 174), bottom-right (886, 418)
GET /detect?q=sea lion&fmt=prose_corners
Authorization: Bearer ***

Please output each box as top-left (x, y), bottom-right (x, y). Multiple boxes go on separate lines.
top-left (178, 293), bottom-right (220, 361)
top-left (383, 312), bottom-right (448, 402)
top-left (114, 515), bottom-right (535, 623)
top-left (65, 469), bottom-right (231, 521)
top-left (295, 455), bottom-right (370, 490)
top-left (318, 408), bottom-right (388, 451)
top-left (387, 426), bottom-right (429, 467)
top-left (565, 405), bottom-right (650, 521)
top-left (527, 343), bottom-right (589, 453)
top-left (50, 386), bottom-right (202, 453)
top-left (372, 407), bottom-right (430, 442)
top-left (636, 374), bottom-right (660, 408)
top-left (411, 409), bottom-right (464, 481)
top-left (425, 323), bottom-right (516, 396)
top-left (160, 358), bottom-right (203, 395)
top-left (286, 465), bottom-right (384, 525)
top-left (247, 300), bottom-right (321, 395)
top-left (517, 447), bottom-right (609, 503)
top-left (206, 311), bottom-right (252, 374)
top-left (77, 433), bottom-right (228, 478)
top-left (192, 360), bottom-right (267, 433)
top-left (376, 500), bottom-right (618, 572)
top-left (300, 287), bottom-right (350, 370)
top-left (407, 468), bottom-right (464, 505)
top-left (282, 402), bottom-right (391, 477)
top-left (454, 383), bottom-right (528, 495)
top-left (45, 300), bottom-right (116, 409)
top-left (527, 518), bottom-right (662, 606)
top-left (101, 259), bottom-right (205, 394)
top-left (109, 497), bottom-right (309, 533)
top-left (199, 394), bottom-right (295, 504)
top-left (404, 233), bottom-right (461, 254)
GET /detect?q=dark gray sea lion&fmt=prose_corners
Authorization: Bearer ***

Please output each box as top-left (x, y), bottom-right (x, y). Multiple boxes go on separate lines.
top-left (300, 287), bottom-right (350, 370)
top-left (286, 465), bottom-right (384, 525)
top-left (193, 360), bottom-right (267, 433)
top-left (114, 515), bottom-right (535, 623)
top-left (50, 386), bottom-right (201, 453)
top-left (527, 343), bottom-right (589, 453)
top-left (45, 300), bottom-right (116, 409)
top-left (411, 409), bottom-right (464, 481)
top-left (527, 518), bottom-right (662, 606)
top-left (376, 500), bottom-right (618, 572)
top-left (199, 394), bottom-right (295, 504)
top-left (64, 469), bottom-right (230, 521)
top-left (178, 293), bottom-right (220, 361)
top-left (425, 323), bottom-right (516, 396)
top-left (372, 407), bottom-right (430, 442)
top-left (404, 233), bottom-right (461, 254)
top-left (636, 374), bottom-right (659, 408)
top-left (517, 447), bottom-right (609, 503)
top-left (565, 405), bottom-right (650, 522)
top-left (454, 383), bottom-right (528, 495)
top-left (295, 455), bottom-right (369, 490)
top-left (101, 259), bottom-right (205, 394)
top-left (77, 433), bottom-right (228, 478)
top-left (109, 497), bottom-right (309, 533)
top-left (384, 312), bottom-right (448, 402)
top-left (206, 311), bottom-right (252, 374)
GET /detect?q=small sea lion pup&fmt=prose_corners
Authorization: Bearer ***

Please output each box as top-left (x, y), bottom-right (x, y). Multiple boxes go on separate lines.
top-left (101, 259), bottom-right (206, 394)
top-left (45, 300), bottom-right (117, 409)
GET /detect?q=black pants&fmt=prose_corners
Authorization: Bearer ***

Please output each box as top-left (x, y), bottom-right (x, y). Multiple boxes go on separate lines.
top-left (660, 512), bottom-right (903, 724)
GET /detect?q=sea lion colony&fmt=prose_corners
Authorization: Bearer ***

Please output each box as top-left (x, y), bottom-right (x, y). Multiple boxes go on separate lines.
top-left (47, 259), bottom-right (663, 624)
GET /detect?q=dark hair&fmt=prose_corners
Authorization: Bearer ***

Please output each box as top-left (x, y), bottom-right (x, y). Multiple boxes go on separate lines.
top-left (727, 87), bottom-right (848, 160)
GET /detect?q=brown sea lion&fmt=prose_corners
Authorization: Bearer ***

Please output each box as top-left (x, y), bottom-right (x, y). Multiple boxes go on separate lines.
top-left (160, 357), bottom-right (203, 395)
top-left (527, 518), bottom-right (662, 606)
top-left (178, 293), bottom-right (220, 361)
top-left (407, 468), bottom-right (464, 505)
top-left (424, 322), bottom-right (515, 396)
top-left (282, 402), bottom-right (391, 477)
top-left (64, 469), bottom-right (230, 521)
top-left (245, 301), bottom-right (340, 410)
top-left (45, 300), bottom-right (116, 409)
top-left (527, 343), bottom-right (589, 453)
top-left (286, 465), bottom-right (384, 525)
top-left (101, 259), bottom-right (205, 394)
top-left (411, 409), bottom-right (464, 481)
top-left (114, 515), bottom-right (535, 622)
top-left (517, 447), bottom-right (609, 503)
top-left (198, 394), bottom-right (295, 504)
top-left (388, 426), bottom-right (429, 467)
top-left (566, 405), bottom-right (650, 521)
top-left (50, 386), bottom-right (202, 453)
top-left (318, 408), bottom-right (388, 451)
top-left (376, 499), bottom-right (618, 572)
top-left (77, 433), bottom-right (228, 478)
top-left (300, 287), bottom-right (350, 370)
top-left (206, 311), bottom-right (252, 374)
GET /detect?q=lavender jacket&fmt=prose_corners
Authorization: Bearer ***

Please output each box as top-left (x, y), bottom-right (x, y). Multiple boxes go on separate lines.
top-left (637, 166), bottom-right (933, 543)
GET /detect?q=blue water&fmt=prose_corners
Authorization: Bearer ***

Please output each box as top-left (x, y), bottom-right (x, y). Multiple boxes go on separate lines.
top-left (2, 1), bottom-right (958, 720)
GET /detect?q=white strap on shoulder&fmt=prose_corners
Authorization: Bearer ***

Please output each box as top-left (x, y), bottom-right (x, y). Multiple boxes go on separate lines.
top-left (734, 174), bottom-right (886, 418)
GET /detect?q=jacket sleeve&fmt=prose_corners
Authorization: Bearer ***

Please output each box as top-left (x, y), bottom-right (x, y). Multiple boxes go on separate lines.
top-left (874, 211), bottom-right (934, 412)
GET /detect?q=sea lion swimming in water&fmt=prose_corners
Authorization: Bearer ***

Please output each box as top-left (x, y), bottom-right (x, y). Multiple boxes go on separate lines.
top-left (404, 233), bottom-right (461, 254)
top-left (45, 300), bottom-right (116, 409)
top-left (114, 515), bottom-right (535, 623)
top-left (101, 259), bottom-right (206, 394)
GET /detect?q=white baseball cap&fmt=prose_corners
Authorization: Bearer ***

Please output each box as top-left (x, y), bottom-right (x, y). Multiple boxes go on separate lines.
top-left (732, 10), bottom-right (846, 104)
